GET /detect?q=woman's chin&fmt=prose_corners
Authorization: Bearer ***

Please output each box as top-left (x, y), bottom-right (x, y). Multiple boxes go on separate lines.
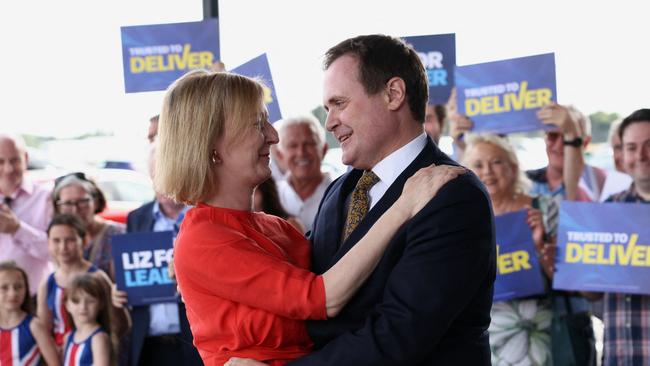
top-left (253, 171), bottom-right (272, 187)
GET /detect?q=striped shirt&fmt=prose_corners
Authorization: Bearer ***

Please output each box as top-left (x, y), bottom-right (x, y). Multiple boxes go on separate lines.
top-left (603, 184), bottom-right (650, 365)
top-left (46, 266), bottom-right (97, 346)
top-left (62, 327), bottom-right (105, 366)
top-left (0, 315), bottom-right (41, 366)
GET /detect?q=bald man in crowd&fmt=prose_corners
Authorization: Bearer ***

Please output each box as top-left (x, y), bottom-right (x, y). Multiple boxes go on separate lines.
top-left (0, 134), bottom-right (52, 296)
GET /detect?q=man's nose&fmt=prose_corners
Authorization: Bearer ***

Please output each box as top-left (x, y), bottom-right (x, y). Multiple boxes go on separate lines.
top-left (325, 111), bottom-right (338, 132)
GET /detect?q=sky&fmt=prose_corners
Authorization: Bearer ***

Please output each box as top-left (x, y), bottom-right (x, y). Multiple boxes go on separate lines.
top-left (1, 0), bottom-right (648, 139)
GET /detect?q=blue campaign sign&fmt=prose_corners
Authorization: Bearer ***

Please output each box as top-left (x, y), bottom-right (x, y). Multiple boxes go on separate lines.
top-left (494, 210), bottom-right (545, 302)
top-left (121, 19), bottom-right (220, 93)
top-left (111, 231), bottom-right (176, 306)
top-left (554, 202), bottom-right (650, 295)
top-left (231, 54), bottom-right (282, 123)
top-left (402, 34), bottom-right (455, 105)
top-left (456, 53), bottom-right (557, 134)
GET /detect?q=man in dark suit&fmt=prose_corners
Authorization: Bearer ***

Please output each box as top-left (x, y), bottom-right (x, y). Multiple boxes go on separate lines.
top-left (288, 35), bottom-right (496, 365)
top-left (119, 116), bottom-right (202, 366)
top-left (126, 196), bottom-right (202, 366)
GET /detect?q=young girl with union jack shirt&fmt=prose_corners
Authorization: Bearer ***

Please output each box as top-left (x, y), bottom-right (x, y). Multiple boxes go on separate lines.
top-left (0, 261), bottom-right (58, 366)
top-left (32, 214), bottom-right (117, 361)
top-left (62, 273), bottom-right (113, 366)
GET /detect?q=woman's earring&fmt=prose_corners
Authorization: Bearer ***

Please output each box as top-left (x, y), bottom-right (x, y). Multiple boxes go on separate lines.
top-left (211, 149), bottom-right (221, 164)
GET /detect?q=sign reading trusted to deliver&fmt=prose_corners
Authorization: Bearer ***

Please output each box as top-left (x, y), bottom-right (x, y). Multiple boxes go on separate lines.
top-left (554, 201), bottom-right (650, 295)
top-left (494, 210), bottom-right (545, 302)
top-left (456, 53), bottom-right (556, 134)
top-left (121, 19), bottom-right (220, 93)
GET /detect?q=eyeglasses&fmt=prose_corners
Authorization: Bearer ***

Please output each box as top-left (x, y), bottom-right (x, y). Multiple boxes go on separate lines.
top-left (56, 197), bottom-right (92, 210)
top-left (54, 172), bottom-right (88, 187)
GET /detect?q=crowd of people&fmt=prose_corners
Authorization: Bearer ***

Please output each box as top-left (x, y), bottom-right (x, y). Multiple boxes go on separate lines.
top-left (1, 33), bottom-right (648, 366)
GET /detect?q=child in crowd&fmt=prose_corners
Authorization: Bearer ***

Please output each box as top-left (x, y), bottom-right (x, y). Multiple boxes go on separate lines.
top-left (0, 261), bottom-right (58, 366)
top-left (33, 214), bottom-right (117, 356)
top-left (62, 274), bottom-right (112, 366)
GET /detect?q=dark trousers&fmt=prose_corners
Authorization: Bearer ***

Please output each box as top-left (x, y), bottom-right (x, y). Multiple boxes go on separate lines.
top-left (139, 335), bottom-right (185, 366)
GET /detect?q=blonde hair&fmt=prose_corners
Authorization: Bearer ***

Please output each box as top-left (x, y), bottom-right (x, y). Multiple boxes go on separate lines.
top-left (155, 70), bottom-right (266, 204)
top-left (462, 133), bottom-right (530, 194)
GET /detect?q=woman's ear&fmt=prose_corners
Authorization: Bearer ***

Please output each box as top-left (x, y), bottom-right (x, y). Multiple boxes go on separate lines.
top-left (385, 77), bottom-right (406, 111)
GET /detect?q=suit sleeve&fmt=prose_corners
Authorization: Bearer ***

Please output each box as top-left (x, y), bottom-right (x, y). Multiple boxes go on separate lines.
top-left (289, 178), bottom-right (494, 365)
top-left (175, 223), bottom-right (327, 321)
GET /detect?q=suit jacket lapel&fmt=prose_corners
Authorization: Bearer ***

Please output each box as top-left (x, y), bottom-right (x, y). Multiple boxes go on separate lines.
top-left (332, 140), bottom-right (440, 264)
top-left (137, 201), bottom-right (156, 232)
top-left (315, 169), bottom-right (362, 266)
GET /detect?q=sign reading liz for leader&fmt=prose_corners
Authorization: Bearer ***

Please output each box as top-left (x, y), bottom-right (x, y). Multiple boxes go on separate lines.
top-left (494, 210), bottom-right (545, 302)
top-left (554, 202), bottom-right (650, 295)
top-left (456, 53), bottom-right (556, 134)
top-left (231, 54), bottom-right (282, 123)
top-left (111, 231), bottom-right (176, 306)
top-left (121, 19), bottom-right (220, 93)
top-left (402, 34), bottom-right (455, 105)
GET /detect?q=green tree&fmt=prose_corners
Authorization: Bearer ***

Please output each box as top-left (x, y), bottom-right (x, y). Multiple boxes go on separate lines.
top-left (588, 111), bottom-right (619, 143)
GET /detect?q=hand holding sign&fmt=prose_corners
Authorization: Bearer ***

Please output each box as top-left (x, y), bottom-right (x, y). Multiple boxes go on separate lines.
top-left (536, 103), bottom-right (581, 138)
top-left (446, 88), bottom-right (473, 152)
top-left (456, 53), bottom-right (557, 134)
top-left (111, 231), bottom-right (178, 306)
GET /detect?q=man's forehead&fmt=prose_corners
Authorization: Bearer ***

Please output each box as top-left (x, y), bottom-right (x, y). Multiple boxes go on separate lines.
top-left (323, 55), bottom-right (359, 89)
top-left (282, 124), bottom-right (320, 143)
top-left (0, 138), bottom-right (25, 156)
top-left (623, 121), bottom-right (650, 142)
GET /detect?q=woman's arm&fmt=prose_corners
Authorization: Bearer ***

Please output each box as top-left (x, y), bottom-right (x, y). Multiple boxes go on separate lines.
top-left (322, 165), bottom-right (465, 316)
top-left (176, 166), bottom-right (463, 320)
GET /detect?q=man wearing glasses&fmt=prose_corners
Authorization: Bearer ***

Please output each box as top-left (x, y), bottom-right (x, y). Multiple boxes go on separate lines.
top-left (0, 134), bottom-right (53, 298)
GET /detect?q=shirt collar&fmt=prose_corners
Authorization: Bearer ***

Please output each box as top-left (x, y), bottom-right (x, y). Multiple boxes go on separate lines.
top-left (627, 184), bottom-right (649, 203)
top-left (526, 167), bottom-right (548, 183)
top-left (372, 133), bottom-right (428, 187)
top-left (152, 201), bottom-right (188, 223)
top-left (2, 179), bottom-right (34, 200)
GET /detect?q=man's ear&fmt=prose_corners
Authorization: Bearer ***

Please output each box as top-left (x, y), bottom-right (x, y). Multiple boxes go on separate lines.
top-left (384, 77), bottom-right (406, 111)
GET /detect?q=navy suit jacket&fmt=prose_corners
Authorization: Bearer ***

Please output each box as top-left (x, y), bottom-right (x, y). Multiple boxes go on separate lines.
top-left (289, 140), bottom-right (496, 365)
top-left (126, 201), bottom-right (202, 366)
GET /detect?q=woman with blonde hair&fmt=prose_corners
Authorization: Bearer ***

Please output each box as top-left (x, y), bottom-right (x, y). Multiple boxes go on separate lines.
top-left (463, 133), bottom-right (596, 365)
top-left (152, 69), bottom-right (464, 366)
top-left (462, 133), bottom-right (554, 364)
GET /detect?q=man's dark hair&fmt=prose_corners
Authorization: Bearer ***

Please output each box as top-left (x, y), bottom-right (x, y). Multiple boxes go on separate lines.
top-left (324, 34), bottom-right (428, 123)
top-left (619, 108), bottom-right (650, 141)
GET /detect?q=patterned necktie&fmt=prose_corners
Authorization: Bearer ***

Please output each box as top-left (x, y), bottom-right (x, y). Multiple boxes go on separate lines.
top-left (343, 170), bottom-right (380, 240)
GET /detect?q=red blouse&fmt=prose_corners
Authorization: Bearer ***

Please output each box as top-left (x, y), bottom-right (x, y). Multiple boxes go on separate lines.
top-left (174, 203), bottom-right (327, 366)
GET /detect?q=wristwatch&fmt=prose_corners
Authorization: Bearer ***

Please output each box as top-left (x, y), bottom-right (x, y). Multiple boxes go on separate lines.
top-left (563, 136), bottom-right (583, 147)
